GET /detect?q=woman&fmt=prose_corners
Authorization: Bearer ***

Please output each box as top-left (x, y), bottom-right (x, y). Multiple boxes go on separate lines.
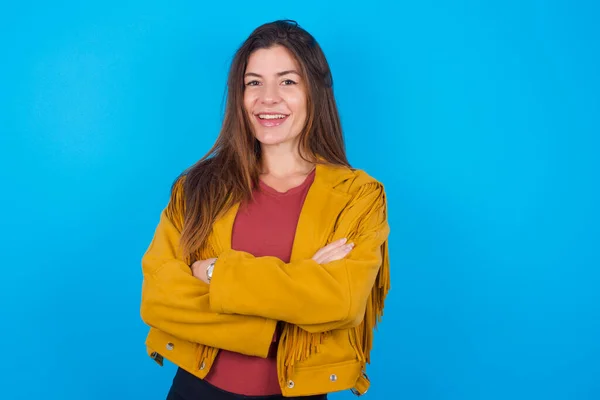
top-left (140, 20), bottom-right (391, 400)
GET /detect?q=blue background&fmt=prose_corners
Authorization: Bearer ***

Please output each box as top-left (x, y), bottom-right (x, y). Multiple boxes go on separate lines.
top-left (1, 1), bottom-right (599, 399)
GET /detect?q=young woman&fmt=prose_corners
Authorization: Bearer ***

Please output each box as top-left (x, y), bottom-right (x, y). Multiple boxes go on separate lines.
top-left (140, 20), bottom-right (391, 400)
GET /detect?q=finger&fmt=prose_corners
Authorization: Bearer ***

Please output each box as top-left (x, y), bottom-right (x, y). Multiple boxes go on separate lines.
top-left (317, 241), bottom-right (353, 263)
top-left (313, 244), bottom-right (345, 263)
top-left (313, 252), bottom-right (331, 264)
top-left (312, 238), bottom-right (347, 260)
top-left (320, 243), bottom-right (354, 263)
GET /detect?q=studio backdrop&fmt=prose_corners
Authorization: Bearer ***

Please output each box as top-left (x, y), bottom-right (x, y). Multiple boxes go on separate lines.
top-left (1, 1), bottom-right (599, 399)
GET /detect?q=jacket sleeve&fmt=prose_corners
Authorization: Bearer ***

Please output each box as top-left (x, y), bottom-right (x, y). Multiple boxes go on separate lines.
top-left (140, 198), bottom-right (275, 358)
top-left (208, 182), bottom-right (389, 332)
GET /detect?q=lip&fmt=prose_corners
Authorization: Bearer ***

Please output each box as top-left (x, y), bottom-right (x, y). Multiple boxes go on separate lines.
top-left (254, 112), bottom-right (290, 128)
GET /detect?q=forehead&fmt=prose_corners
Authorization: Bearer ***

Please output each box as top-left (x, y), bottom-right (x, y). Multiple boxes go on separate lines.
top-left (245, 45), bottom-right (300, 74)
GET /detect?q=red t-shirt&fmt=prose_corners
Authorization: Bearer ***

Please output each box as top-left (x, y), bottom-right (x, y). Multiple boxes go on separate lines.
top-left (204, 169), bottom-right (316, 396)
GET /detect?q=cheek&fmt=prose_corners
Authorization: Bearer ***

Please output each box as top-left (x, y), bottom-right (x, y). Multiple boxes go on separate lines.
top-left (289, 93), bottom-right (307, 117)
top-left (243, 92), bottom-right (256, 113)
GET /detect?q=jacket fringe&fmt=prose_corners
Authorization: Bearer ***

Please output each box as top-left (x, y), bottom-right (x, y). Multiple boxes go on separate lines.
top-left (277, 182), bottom-right (391, 386)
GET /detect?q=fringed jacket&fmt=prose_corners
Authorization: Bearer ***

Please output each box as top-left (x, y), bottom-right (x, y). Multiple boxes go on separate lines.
top-left (140, 162), bottom-right (391, 397)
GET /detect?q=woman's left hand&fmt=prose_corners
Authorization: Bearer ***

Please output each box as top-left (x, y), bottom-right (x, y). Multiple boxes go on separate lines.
top-left (191, 258), bottom-right (217, 284)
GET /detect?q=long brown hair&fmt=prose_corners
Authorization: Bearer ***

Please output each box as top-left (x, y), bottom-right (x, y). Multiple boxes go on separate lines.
top-left (175, 20), bottom-right (349, 261)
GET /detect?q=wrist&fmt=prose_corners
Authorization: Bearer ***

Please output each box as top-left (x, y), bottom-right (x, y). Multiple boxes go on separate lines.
top-left (206, 259), bottom-right (217, 283)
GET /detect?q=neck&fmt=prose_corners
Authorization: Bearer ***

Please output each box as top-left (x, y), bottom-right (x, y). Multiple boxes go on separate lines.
top-left (259, 143), bottom-right (314, 178)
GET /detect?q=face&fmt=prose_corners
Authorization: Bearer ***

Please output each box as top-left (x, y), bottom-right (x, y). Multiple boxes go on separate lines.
top-left (243, 45), bottom-right (308, 149)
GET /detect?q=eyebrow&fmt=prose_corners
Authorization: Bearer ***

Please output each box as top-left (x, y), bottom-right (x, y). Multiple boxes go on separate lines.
top-left (244, 70), bottom-right (301, 78)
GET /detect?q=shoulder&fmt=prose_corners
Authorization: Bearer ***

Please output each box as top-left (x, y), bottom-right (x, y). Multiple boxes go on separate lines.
top-left (343, 169), bottom-right (387, 214)
top-left (168, 173), bottom-right (188, 207)
top-left (316, 163), bottom-right (388, 220)
top-left (318, 164), bottom-right (389, 233)
top-left (165, 173), bottom-right (188, 230)
top-left (346, 168), bottom-right (384, 193)
top-left (319, 163), bottom-right (385, 197)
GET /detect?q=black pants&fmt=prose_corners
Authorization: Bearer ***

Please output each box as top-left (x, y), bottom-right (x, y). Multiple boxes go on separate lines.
top-left (167, 367), bottom-right (328, 400)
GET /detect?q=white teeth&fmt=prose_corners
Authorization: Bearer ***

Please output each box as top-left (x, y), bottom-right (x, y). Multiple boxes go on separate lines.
top-left (258, 114), bottom-right (286, 120)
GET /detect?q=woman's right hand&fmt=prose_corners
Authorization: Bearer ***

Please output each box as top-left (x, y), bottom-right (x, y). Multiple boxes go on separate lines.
top-left (311, 238), bottom-right (354, 264)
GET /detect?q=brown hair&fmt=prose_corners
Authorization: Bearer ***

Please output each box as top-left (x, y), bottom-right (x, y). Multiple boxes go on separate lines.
top-left (174, 20), bottom-right (349, 261)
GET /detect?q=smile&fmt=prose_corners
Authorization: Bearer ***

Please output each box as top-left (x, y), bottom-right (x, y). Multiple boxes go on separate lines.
top-left (258, 114), bottom-right (287, 120)
top-left (255, 113), bottom-right (289, 127)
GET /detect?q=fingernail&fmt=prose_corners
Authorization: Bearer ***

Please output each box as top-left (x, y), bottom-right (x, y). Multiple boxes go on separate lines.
top-left (340, 238), bottom-right (347, 244)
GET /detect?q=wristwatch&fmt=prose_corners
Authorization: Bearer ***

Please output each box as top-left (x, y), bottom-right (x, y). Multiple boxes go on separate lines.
top-left (206, 259), bottom-right (216, 283)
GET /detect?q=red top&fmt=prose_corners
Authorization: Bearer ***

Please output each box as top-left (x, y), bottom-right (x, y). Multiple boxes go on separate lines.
top-left (204, 169), bottom-right (316, 396)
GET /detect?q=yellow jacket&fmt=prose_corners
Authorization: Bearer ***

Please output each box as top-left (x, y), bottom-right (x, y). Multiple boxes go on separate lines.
top-left (140, 162), bottom-right (391, 397)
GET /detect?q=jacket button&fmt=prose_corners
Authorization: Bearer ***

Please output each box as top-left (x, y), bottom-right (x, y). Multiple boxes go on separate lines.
top-left (330, 374), bottom-right (337, 382)
top-left (166, 342), bottom-right (174, 351)
top-left (200, 361), bottom-right (206, 370)
top-left (287, 380), bottom-right (295, 388)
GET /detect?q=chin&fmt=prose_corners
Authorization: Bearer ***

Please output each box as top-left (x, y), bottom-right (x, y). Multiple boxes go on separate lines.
top-left (254, 131), bottom-right (293, 146)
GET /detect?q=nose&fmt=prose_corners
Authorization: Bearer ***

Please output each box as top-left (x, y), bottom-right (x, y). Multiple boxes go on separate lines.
top-left (259, 82), bottom-right (281, 105)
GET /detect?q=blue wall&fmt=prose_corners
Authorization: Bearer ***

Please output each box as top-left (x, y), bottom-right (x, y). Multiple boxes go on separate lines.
top-left (1, 1), bottom-right (599, 399)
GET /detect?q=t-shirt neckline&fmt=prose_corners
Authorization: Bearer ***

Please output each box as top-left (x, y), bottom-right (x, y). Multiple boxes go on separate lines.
top-left (258, 168), bottom-right (316, 197)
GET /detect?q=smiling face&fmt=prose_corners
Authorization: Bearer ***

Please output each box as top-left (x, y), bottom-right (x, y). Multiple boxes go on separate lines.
top-left (243, 45), bottom-right (308, 149)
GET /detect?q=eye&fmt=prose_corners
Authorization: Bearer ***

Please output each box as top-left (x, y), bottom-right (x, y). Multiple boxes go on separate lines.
top-left (245, 80), bottom-right (260, 86)
top-left (282, 79), bottom-right (297, 85)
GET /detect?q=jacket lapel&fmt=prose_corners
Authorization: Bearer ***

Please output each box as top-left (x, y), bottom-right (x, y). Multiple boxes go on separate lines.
top-left (290, 163), bottom-right (354, 261)
top-left (211, 163), bottom-right (355, 260)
